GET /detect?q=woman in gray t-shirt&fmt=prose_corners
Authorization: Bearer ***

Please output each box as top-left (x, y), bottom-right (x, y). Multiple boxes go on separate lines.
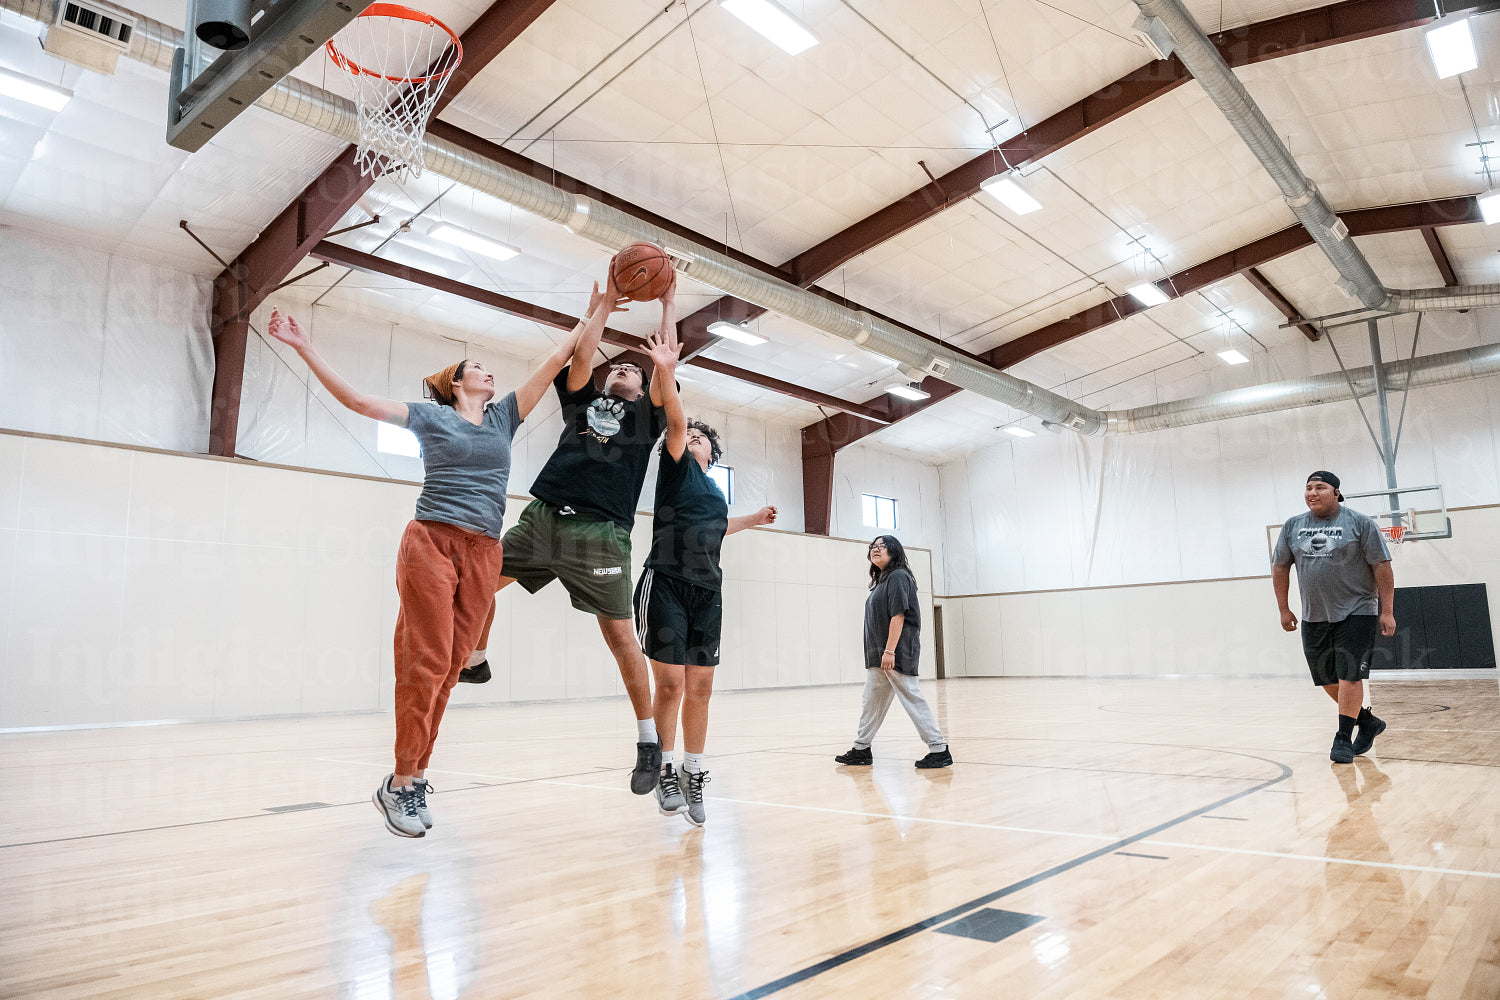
top-left (833, 535), bottom-right (952, 769)
top-left (265, 280), bottom-right (623, 837)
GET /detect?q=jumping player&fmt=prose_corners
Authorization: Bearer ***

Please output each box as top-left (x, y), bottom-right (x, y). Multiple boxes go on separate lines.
top-left (264, 283), bottom-right (610, 837)
top-left (634, 308), bottom-right (777, 826)
top-left (463, 263), bottom-right (677, 794)
top-left (1272, 471), bottom-right (1395, 763)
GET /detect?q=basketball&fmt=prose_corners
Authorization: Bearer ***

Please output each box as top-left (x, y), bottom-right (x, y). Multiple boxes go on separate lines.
top-left (612, 242), bottom-right (674, 301)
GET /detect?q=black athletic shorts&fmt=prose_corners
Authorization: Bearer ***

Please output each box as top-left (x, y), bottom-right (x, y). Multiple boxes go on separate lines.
top-left (633, 569), bottom-right (722, 667)
top-left (1301, 614), bottom-right (1378, 686)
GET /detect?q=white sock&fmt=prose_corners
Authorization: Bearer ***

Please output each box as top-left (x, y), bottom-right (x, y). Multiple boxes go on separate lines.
top-left (637, 718), bottom-right (658, 743)
top-left (467, 649), bottom-right (487, 667)
top-left (661, 748), bottom-right (676, 770)
top-left (682, 751), bottom-right (704, 774)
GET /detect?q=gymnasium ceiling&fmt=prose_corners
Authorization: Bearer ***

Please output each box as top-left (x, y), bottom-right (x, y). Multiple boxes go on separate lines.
top-left (2, 0), bottom-right (1499, 463)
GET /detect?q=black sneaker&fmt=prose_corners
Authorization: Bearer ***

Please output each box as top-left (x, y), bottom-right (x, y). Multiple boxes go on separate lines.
top-left (916, 748), bottom-right (954, 769)
top-left (631, 742), bottom-right (661, 794)
top-left (834, 746), bottom-right (872, 765)
top-left (1352, 711), bottom-right (1386, 756)
top-left (1330, 733), bottom-right (1355, 764)
top-left (458, 660), bottom-right (491, 684)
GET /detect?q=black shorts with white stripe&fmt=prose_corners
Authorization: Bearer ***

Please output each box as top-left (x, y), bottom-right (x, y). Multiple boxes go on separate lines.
top-left (632, 569), bottom-right (723, 667)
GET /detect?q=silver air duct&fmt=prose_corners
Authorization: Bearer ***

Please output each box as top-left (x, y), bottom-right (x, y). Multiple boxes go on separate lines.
top-left (1104, 341), bottom-right (1500, 433)
top-left (1130, 0), bottom-right (1500, 314)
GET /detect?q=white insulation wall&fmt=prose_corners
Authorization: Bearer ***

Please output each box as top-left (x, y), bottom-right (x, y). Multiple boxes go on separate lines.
top-left (829, 443), bottom-right (946, 593)
top-left (0, 431), bottom-right (935, 729)
top-left (0, 227), bottom-right (213, 452)
top-left (938, 309), bottom-right (1500, 677)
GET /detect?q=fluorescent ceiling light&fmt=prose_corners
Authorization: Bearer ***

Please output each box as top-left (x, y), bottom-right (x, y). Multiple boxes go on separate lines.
top-left (1127, 282), bottom-right (1170, 307)
top-left (720, 0), bottom-right (818, 55)
top-left (1425, 19), bottom-right (1477, 79)
top-left (979, 175), bottom-right (1042, 215)
top-left (1479, 191), bottom-right (1500, 225)
top-left (1003, 426), bottom-right (1036, 438)
top-left (707, 320), bottom-right (768, 346)
top-left (1217, 349), bottom-right (1250, 365)
top-left (428, 223), bottom-right (520, 261)
top-left (0, 67), bottom-right (73, 111)
top-left (885, 382), bottom-right (930, 401)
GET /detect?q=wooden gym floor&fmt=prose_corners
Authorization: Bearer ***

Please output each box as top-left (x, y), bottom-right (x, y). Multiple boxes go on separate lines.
top-left (2, 674), bottom-right (1497, 999)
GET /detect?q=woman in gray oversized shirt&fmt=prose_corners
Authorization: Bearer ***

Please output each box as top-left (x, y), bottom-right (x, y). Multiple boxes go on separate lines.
top-left (265, 282), bottom-right (621, 837)
top-left (834, 535), bottom-right (952, 769)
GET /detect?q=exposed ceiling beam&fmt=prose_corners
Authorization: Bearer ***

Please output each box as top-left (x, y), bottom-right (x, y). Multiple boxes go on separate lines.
top-left (307, 241), bottom-right (889, 423)
top-left (678, 0), bottom-right (1446, 347)
top-left (1421, 226), bottom-right (1461, 286)
top-left (1244, 267), bottom-right (1321, 342)
top-left (209, 0), bottom-right (560, 456)
top-left (799, 195), bottom-right (1482, 458)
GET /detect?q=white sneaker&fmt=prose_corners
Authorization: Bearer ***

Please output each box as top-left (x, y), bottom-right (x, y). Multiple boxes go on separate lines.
top-left (654, 765), bottom-right (687, 815)
top-left (411, 778), bottom-right (434, 829)
top-left (373, 775), bottom-right (426, 838)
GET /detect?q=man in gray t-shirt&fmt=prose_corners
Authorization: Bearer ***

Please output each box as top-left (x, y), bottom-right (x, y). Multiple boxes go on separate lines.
top-left (1272, 471), bottom-right (1395, 764)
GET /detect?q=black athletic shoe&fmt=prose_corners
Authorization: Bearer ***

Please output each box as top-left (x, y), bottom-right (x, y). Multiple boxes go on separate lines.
top-left (631, 742), bottom-right (661, 794)
top-left (1352, 712), bottom-right (1386, 756)
top-left (1330, 733), bottom-right (1355, 764)
top-left (457, 660), bottom-right (491, 684)
top-left (915, 748), bottom-right (954, 769)
top-left (834, 746), bottom-right (872, 765)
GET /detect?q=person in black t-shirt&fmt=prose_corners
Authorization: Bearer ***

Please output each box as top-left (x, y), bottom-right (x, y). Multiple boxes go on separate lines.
top-left (634, 320), bottom-right (776, 826)
top-left (835, 535), bottom-right (952, 769)
top-left (461, 262), bottom-right (677, 795)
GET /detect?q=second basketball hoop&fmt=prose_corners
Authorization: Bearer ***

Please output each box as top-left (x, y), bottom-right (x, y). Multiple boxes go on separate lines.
top-left (326, 3), bottom-right (462, 179)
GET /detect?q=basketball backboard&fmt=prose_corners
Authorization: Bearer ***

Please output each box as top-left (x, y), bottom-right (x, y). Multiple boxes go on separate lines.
top-left (166, 0), bottom-right (364, 152)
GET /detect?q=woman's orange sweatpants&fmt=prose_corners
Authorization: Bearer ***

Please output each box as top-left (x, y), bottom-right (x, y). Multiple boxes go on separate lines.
top-left (393, 520), bottom-right (503, 776)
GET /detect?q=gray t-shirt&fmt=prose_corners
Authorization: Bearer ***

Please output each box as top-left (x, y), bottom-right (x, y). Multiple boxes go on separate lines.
top-left (403, 392), bottom-right (523, 540)
top-left (864, 567), bottom-right (922, 675)
top-left (1272, 505), bottom-right (1390, 622)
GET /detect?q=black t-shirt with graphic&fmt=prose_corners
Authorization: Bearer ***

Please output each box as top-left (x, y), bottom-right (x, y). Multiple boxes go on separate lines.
top-left (528, 366), bottom-right (667, 530)
top-left (645, 449), bottom-right (730, 590)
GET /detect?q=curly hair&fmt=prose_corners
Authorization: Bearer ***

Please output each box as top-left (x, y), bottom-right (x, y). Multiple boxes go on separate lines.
top-left (660, 418), bottom-right (723, 466)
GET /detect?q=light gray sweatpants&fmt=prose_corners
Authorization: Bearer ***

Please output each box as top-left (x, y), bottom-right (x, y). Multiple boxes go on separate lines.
top-left (853, 668), bottom-right (946, 751)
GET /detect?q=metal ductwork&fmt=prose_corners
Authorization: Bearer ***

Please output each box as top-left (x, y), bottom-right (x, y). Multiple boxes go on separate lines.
top-left (1102, 340), bottom-right (1500, 433)
top-left (1130, 0), bottom-right (1500, 315)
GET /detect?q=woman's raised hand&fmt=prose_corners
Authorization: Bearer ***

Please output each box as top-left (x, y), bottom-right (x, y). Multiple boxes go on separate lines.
top-left (267, 309), bottom-right (309, 350)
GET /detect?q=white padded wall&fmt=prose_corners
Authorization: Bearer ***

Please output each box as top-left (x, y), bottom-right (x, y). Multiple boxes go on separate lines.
top-left (0, 227), bottom-right (212, 452)
top-left (0, 431), bottom-right (924, 729)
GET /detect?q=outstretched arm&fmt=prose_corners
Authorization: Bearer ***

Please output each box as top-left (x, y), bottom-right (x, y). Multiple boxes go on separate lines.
top-left (644, 287), bottom-right (685, 460)
top-left (565, 264), bottom-right (629, 393)
top-left (514, 282), bottom-right (619, 419)
top-left (727, 507), bottom-right (777, 535)
top-left (649, 270), bottom-right (678, 409)
top-left (267, 310), bottom-right (407, 425)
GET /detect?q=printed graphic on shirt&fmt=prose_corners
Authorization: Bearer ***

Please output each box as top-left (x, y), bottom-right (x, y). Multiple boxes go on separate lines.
top-left (1296, 526), bottom-right (1346, 558)
top-left (593, 566), bottom-right (623, 576)
top-left (584, 397), bottom-right (626, 443)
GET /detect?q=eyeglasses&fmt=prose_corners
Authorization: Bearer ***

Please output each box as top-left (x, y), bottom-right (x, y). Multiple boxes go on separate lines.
top-left (868, 542), bottom-right (888, 552)
top-left (609, 363), bottom-right (642, 374)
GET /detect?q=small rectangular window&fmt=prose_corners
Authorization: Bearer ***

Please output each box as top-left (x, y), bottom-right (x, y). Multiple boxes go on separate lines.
top-left (861, 493), bottom-right (897, 530)
top-left (377, 421), bottom-right (421, 458)
top-left (707, 464), bottom-right (733, 502)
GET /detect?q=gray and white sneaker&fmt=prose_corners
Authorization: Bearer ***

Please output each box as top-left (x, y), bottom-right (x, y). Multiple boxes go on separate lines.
top-left (682, 769), bottom-right (710, 827)
top-left (372, 774), bottom-right (426, 838)
top-left (411, 778), bottom-right (435, 829)
top-left (654, 765), bottom-right (687, 816)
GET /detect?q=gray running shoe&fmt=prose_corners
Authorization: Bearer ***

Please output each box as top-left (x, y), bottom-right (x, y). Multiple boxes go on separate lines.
top-left (654, 765), bottom-right (687, 815)
top-left (373, 774), bottom-right (425, 838)
top-left (631, 742), bottom-right (661, 794)
top-left (411, 778), bottom-right (434, 829)
top-left (682, 769), bottom-right (710, 827)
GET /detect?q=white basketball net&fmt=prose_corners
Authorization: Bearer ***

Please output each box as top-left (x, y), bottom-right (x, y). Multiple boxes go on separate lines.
top-left (327, 5), bottom-right (462, 179)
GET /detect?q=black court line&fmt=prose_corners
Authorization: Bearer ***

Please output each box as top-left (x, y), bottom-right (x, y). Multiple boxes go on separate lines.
top-left (724, 751), bottom-right (1293, 1000)
top-left (1114, 852), bottom-right (1170, 860)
